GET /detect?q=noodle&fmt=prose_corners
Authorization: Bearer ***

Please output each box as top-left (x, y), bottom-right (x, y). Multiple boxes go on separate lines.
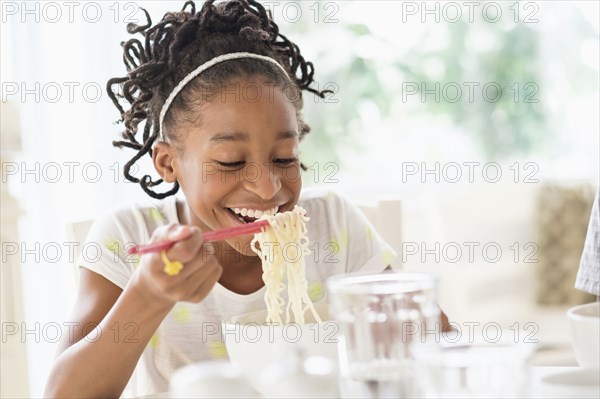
top-left (250, 205), bottom-right (322, 325)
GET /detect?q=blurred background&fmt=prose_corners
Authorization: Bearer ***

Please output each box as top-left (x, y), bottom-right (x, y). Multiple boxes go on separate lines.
top-left (1, 1), bottom-right (598, 396)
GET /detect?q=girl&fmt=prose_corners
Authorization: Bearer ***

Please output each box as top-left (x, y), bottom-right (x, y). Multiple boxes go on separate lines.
top-left (45, 0), bottom-right (398, 397)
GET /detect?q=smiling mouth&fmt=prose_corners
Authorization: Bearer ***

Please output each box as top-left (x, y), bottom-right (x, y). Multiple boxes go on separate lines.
top-left (225, 205), bottom-right (283, 224)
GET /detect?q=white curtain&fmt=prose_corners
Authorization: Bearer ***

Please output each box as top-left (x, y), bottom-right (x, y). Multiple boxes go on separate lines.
top-left (3, 2), bottom-right (174, 395)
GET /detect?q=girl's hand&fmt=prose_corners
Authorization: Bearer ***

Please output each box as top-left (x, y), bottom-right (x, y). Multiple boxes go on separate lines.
top-left (130, 224), bottom-right (223, 308)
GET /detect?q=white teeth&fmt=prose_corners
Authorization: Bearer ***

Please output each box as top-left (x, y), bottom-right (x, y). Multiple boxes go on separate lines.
top-left (230, 205), bottom-right (281, 219)
top-left (265, 206), bottom-right (280, 216)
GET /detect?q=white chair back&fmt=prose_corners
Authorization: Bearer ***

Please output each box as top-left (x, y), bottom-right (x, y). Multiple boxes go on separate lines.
top-left (357, 199), bottom-right (403, 269)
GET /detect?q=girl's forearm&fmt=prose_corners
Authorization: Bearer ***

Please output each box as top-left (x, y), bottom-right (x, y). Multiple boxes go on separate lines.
top-left (44, 282), bottom-right (174, 398)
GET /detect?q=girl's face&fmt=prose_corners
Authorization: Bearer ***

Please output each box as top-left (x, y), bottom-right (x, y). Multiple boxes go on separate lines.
top-left (156, 76), bottom-right (302, 257)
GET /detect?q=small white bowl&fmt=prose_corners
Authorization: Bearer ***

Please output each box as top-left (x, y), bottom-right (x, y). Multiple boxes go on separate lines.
top-left (222, 304), bottom-right (339, 397)
top-left (567, 302), bottom-right (600, 369)
top-left (169, 360), bottom-right (256, 398)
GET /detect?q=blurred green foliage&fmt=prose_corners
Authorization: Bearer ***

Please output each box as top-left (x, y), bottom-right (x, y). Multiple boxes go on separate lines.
top-left (282, 2), bottom-right (597, 174)
top-left (397, 22), bottom-right (546, 159)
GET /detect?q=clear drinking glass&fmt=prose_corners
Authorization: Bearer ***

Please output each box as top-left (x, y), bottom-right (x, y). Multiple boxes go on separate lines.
top-left (411, 338), bottom-right (535, 398)
top-left (327, 272), bottom-right (439, 398)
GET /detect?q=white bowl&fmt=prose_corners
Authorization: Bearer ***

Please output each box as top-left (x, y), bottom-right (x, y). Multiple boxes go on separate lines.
top-left (567, 302), bottom-right (600, 369)
top-left (222, 304), bottom-right (339, 397)
top-left (169, 361), bottom-right (256, 398)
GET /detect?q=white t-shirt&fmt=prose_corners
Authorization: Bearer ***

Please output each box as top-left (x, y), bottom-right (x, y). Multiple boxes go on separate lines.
top-left (79, 187), bottom-right (397, 396)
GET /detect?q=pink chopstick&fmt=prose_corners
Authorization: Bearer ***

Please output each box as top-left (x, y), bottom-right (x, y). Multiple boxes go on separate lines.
top-left (127, 219), bottom-right (270, 255)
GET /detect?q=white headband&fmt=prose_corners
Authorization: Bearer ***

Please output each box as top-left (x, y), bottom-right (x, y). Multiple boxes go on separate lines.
top-left (158, 52), bottom-right (290, 141)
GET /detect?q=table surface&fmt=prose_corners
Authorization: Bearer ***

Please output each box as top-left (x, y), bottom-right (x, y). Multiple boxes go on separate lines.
top-left (529, 366), bottom-right (599, 398)
top-left (138, 366), bottom-right (599, 398)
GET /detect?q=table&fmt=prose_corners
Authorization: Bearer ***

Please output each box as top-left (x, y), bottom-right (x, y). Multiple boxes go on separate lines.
top-left (529, 367), bottom-right (599, 398)
top-left (139, 366), bottom-right (599, 398)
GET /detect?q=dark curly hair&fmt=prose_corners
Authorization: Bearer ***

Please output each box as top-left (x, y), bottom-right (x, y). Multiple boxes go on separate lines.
top-left (107, 0), bottom-right (329, 199)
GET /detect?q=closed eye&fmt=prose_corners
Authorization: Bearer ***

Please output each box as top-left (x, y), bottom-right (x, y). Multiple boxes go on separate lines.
top-left (217, 161), bottom-right (245, 169)
top-left (273, 158), bottom-right (298, 166)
